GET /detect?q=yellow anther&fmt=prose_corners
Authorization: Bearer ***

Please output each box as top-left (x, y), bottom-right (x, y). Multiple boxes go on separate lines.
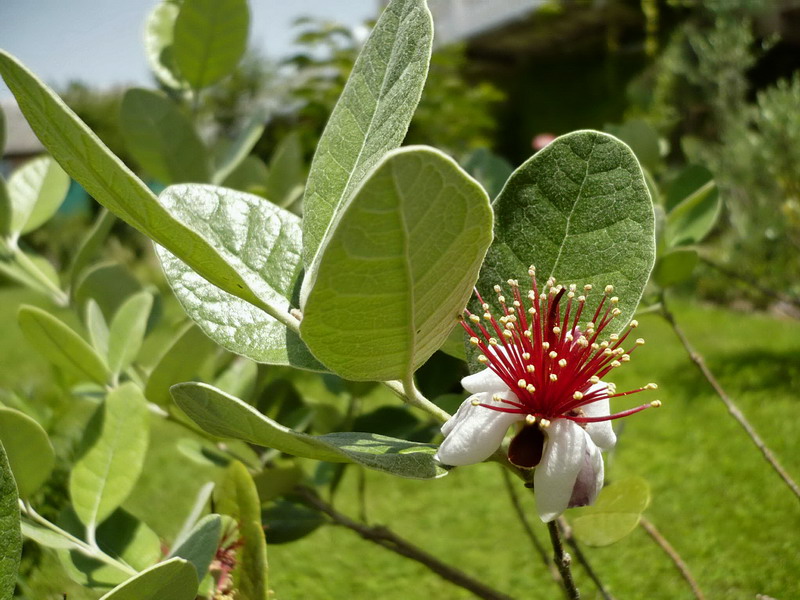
top-left (478, 355), bottom-right (488, 363)
top-left (498, 295), bottom-right (506, 303)
top-left (589, 375), bottom-right (600, 384)
top-left (522, 352), bottom-right (531, 360)
top-left (629, 319), bottom-right (639, 328)
top-left (469, 314), bottom-right (480, 323)
top-left (605, 285), bottom-right (614, 294)
top-left (539, 418), bottom-right (551, 429)
top-left (525, 414), bottom-right (537, 425)
top-left (504, 321), bottom-right (515, 329)
top-left (586, 322), bottom-right (595, 329)
top-left (610, 296), bottom-right (619, 304)
top-left (493, 285), bottom-right (502, 293)
top-left (528, 308), bottom-right (536, 316)
top-left (573, 391), bottom-right (584, 400)
top-left (566, 334), bottom-right (574, 342)
top-left (609, 333), bottom-right (619, 341)
top-left (552, 326), bottom-right (562, 335)
top-left (558, 359), bottom-right (567, 368)
top-left (578, 338), bottom-right (589, 348)
top-left (615, 347), bottom-right (625, 355)
top-left (523, 330), bottom-right (533, 339)
top-left (607, 382), bottom-right (617, 394)
top-left (651, 400), bottom-right (662, 408)
top-left (483, 313), bottom-right (492, 320)
top-left (471, 399), bottom-right (480, 406)
top-left (526, 384), bottom-right (536, 393)
top-left (469, 336), bottom-right (480, 345)
top-left (550, 373), bottom-right (558, 382)
top-left (482, 303), bottom-right (490, 311)
top-left (489, 338), bottom-right (499, 346)
top-left (508, 279), bottom-right (519, 287)
top-left (503, 330), bottom-right (513, 339)
top-left (610, 360), bottom-right (621, 368)
top-left (539, 292), bottom-right (548, 301)
top-left (526, 365), bottom-right (535, 373)
top-left (517, 379), bottom-right (528, 389)
top-left (542, 342), bottom-right (550, 350)
top-left (603, 348), bottom-right (613, 356)
top-left (591, 343), bottom-right (600, 350)
top-left (549, 351), bottom-right (558, 359)
top-left (612, 308), bottom-right (622, 316)
top-left (636, 338), bottom-right (645, 345)
top-left (567, 292), bottom-right (575, 299)
top-left (646, 383), bottom-right (658, 390)
top-left (584, 284), bottom-right (593, 292)
top-left (621, 354), bottom-right (631, 362)
top-left (569, 284), bottom-right (577, 292)
top-left (600, 341), bottom-right (609, 348)
top-left (513, 300), bottom-right (521, 308)
top-left (578, 295), bottom-right (586, 303)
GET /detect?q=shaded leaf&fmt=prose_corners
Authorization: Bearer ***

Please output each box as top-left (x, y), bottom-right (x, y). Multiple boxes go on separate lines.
top-left (21, 521), bottom-right (82, 550)
top-left (120, 88), bottom-right (210, 184)
top-left (98, 557), bottom-right (198, 600)
top-left (605, 120), bottom-right (662, 173)
top-left (265, 132), bottom-right (304, 206)
top-left (18, 304), bottom-right (110, 384)
top-left (145, 323), bottom-right (216, 406)
top-left (302, 0), bottom-right (433, 268)
top-left (168, 514), bottom-right (222, 581)
top-left (463, 147), bottom-right (514, 199)
top-left (0, 407), bottom-right (55, 498)
top-left (654, 248), bottom-right (698, 288)
top-left (262, 498), bottom-right (326, 544)
top-left (0, 440), bottom-right (22, 599)
top-left (74, 262), bottom-right (142, 320)
top-left (68, 209), bottom-right (116, 290)
top-left (216, 461), bottom-right (268, 599)
top-left (70, 383), bottom-right (150, 530)
top-left (301, 146), bottom-right (493, 381)
top-left (173, 0), bottom-right (250, 89)
top-left (665, 180), bottom-right (720, 247)
top-left (664, 164), bottom-right (712, 212)
top-left (570, 477), bottom-right (651, 547)
top-left (213, 116), bottom-right (265, 185)
top-left (172, 382), bottom-right (448, 479)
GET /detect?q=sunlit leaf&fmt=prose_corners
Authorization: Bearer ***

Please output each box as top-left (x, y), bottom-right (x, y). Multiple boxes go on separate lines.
top-left (570, 477), bottom-right (651, 547)
top-left (107, 291), bottom-right (153, 376)
top-left (0, 51), bottom-right (278, 312)
top-left (85, 299), bottom-right (110, 360)
top-left (216, 462), bottom-right (268, 599)
top-left (301, 146), bottom-right (492, 381)
top-left (477, 130), bottom-right (655, 351)
top-left (70, 383), bottom-right (150, 530)
top-left (144, 1), bottom-right (184, 89)
top-left (172, 382), bottom-right (448, 479)
top-left (155, 184), bottom-right (323, 370)
top-left (0, 407), bottom-right (55, 498)
top-left (6, 155), bottom-right (70, 235)
top-left (0, 440), bottom-right (22, 599)
top-left (120, 88), bottom-right (210, 184)
top-left (302, 0), bottom-right (433, 269)
top-left (18, 305), bottom-right (110, 385)
top-left (173, 0), bottom-right (250, 89)
top-left (98, 557), bottom-right (198, 600)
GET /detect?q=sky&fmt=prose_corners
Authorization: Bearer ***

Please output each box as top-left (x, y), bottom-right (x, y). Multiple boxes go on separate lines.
top-left (0, 0), bottom-right (378, 100)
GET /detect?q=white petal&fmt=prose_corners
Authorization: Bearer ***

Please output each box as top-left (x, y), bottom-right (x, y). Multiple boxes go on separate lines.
top-left (567, 437), bottom-right (604, 508)
top-left (534, 420), bottom-right (589, 522)
top-left (435, 393), bottom-right (522, 466)
top-left (461, 366), bottom-right (507, 395)
top-left (583, 383), bottom-right (616, 451)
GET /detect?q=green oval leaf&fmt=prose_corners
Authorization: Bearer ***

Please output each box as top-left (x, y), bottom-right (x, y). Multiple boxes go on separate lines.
top-left (21, 521), bottom-right (82, 550)
top-left (0, 440), bottom-right (22, 600)
top-left (172, 382), bottom-right (447, 479)
top-left (85, 299), bottom-right (110, 359)
top-left (18, 305), bottom-right (110, 385)
top-left (665, 180), bottom-right (720, 247)
top-left (0, 407), bottom-right (55, 498)
top-left (70, 383), bottom-right (150, 531)
top-left (212, 116), bottom-right (265, 185)
top-left (216, 462), bottom-right (268, 599)
top-left (653, 248), bottom-right (698, 288)
top-left (144, 1), bottom-right (184, 89)
top-left (302, 0), bottom-right (433, 268)
top-left (168, 514), bottom-right (222, 581)
top-left (301, 146), bottom-right (492, 381)
top-left (173, 0), bottom-right (250, 90)
top-left (98, 557), bottom-right (198, 600)
top-left (155, 184), bottom-right (322, 370)
top-left (480, 130), bottom-right (655, 339)
top-left (570, 476), bottom-right (651, 547)
top-left (120, 88), bottom-right (210, 184)
top-left (107, 291), bottom-right (153, 376)
top-left (0, 51), bottom-right (278, 313)
top-left (264, 132), bottom-right (304, 207)
top-left (144, 323), bottom-right (216, 407)
top-left (6, 155), bottom-right (70, 235)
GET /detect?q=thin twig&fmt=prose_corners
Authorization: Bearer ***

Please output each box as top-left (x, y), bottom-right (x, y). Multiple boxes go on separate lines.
top-left (660, 292), bottom-right (800, 502)
top-left (547, 521), bottom-right (580, 600)
top-left (500, 468), bottom-right (551, 570)
top-left (699, 256), bottom-right (800, 310)
top-left (557, 517), bottom-right (616, 600)
top-left (296, 487), bottom-right (514, 600)
top-left (639, 516), bottom-right (705, 600)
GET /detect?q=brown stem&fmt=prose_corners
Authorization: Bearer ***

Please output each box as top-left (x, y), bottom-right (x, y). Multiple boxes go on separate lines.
top-left (639, 517), bottom-right (705, 600)
top-left (699, 256), bottom-right (800, 310)
top-left (660, 292), bottom-right (800, 502)
top-left (296, 486), bottom-right (514, 600)
top-left (557, 517), bottom-right (616, 600)
top-left (547, 521), bottom-right (580, 600)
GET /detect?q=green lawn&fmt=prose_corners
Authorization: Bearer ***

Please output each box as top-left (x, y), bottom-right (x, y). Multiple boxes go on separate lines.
top-left (3, 288), bottom-right (799, 599)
